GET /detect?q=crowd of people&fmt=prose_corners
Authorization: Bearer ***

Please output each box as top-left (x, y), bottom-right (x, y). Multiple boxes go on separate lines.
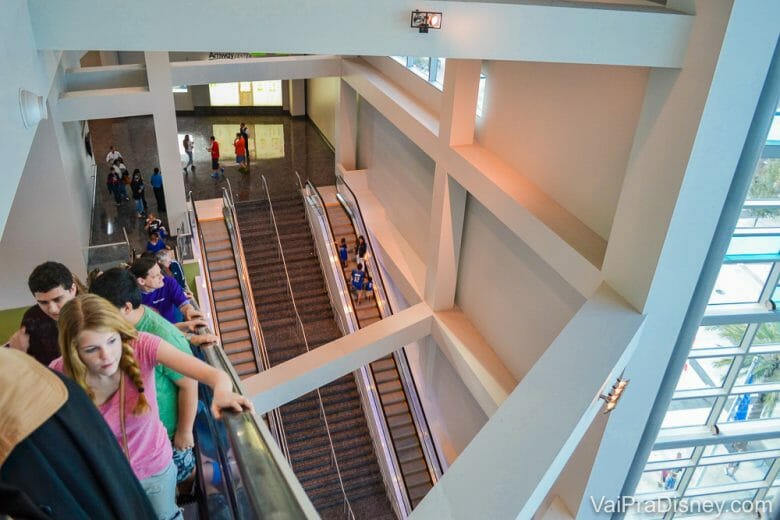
top-left (339, 235), bottom-right (375, 305)
top-left (1, 258), bottom-right (252, 519)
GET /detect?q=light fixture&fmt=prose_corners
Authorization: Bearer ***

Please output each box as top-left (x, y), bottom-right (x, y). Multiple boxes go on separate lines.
top-left (410, 10), bottom-right (442, 33)
top-left (599, 377), bottom-right (629, 414)
top-left (19, 89), bottom-right (47, 129)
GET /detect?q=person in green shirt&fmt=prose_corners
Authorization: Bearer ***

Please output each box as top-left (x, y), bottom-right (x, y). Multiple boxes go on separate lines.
top-left (90, 267), bottom-right (218, 483)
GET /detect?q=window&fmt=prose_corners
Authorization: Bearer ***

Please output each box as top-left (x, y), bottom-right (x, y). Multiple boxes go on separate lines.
top-left (208, 81), bottom-right (282, 106)
top-left (629, 102), bottom-right (780, 517)
top-left (391, 56), bottom-right (487, 116)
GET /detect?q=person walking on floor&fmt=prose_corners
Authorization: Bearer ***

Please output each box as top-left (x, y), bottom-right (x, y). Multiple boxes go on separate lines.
top-left (234, 132), bottom-right (247, 173)
top-left (182, 135), bottom-right (194, 173)
top-left (107, 168), bottom-right (123, 205)
top-left (208, 136), bottom-right (223, 179)
top-left (130, 169), bottom-right (147, 218)
top-left (105, 145), bottom-right (122, 165)
top-left (239, 123), bottom-right (250, 167)
top-left (150, 167), bottom-right (166, 212)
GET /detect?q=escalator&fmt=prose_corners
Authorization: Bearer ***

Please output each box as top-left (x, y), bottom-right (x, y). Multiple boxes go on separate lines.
top-left (234, 194), bottom-right (395, 519)
top-left (323, 200), bottom-right (435, 507)
top-left (199, 219), bottom-right (258, 377)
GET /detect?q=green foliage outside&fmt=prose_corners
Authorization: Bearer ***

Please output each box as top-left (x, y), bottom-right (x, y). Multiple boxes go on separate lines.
top-left (708, 323), bottom-right (780, 418)
top-left (745, 158), bottom-right (780, 218)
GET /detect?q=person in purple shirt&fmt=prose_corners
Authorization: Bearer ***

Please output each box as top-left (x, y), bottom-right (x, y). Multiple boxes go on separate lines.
top-left (130, 257), bottom-right (202, 325)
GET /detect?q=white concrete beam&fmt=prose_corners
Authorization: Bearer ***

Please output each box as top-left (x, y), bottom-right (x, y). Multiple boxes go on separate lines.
top-left (170, 55), bottom-right (342, 86)
top-left (424, 59), bottom-right (478, 310)
top-left (411, 284), bottom-right (643, 520)
top-left (342, 59), bottom-right (439, 159)
top-left (29, 0), bottom-right (691, 67)
top-left (243, 302), bottom-right (433, 414)
top-left (442, 144), bottom-right (605, 298)
top-left (430, 308), bottom-right (516, 416)
top-left (145, 52), bottom-right (188, 234)
top-left (56, 87), bottom-right (152, 122)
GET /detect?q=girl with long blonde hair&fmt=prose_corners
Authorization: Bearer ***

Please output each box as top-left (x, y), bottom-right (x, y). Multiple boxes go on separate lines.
top-left (51, 294), bottom-right (252, 520)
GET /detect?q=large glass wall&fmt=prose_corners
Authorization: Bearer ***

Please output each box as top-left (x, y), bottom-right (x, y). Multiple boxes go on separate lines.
top-left (628, 110), bottom-right (780, 519)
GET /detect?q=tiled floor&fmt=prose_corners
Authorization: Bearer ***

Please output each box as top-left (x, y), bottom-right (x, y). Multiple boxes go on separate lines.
top-left (88, 113), bottom-right (336, 258)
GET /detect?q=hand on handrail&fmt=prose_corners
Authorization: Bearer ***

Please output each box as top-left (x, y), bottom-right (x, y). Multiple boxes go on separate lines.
top-left (188, 333), bottom-right (219, 347)
top-left (177, 318), bottom-right (209, 332)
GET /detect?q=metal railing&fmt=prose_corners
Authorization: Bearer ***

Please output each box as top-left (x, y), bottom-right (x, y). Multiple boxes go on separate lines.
top-left (221, 180), bottom-right (290, 461)
top-left (83, 226), bottom-right (134, 273)
top-left (335, 173), bottom-right (447, 479)
top-left (295, 173), bottom-right (413, 517)
top-left (261, 174), bottom-right (356, 520)
top-left (188, 195), bottom-right (315, 519)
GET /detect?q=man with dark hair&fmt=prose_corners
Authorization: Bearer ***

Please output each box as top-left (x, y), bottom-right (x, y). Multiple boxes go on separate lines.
top-left (90, 268), bottom-right (216, 484)
top-left (129, 257), bottom-right (202, 325)
top-left (3, 261), bottom-right (79, 365)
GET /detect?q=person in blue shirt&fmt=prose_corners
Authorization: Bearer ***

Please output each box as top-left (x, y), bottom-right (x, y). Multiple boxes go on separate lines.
top-left (146, 232), bottom-right (167, 254)
top-left (351, 264), bottom-right (365, 297)
top-left (361, 276), bottom-right (374, 304)
top-left (338, 238), bottom-right (348, 268)
top-left (150, 167), bottom-right (166, 213)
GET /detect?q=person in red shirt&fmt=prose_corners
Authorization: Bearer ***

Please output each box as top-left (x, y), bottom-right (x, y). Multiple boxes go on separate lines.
top-left (233, 132), bottom-right (247, 173)
top-left (208, 136), bottom-right (223, 179)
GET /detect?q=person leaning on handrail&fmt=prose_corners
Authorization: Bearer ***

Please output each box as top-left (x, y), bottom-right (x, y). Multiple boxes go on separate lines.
top-left (0, 347), bottom-right (156, 519)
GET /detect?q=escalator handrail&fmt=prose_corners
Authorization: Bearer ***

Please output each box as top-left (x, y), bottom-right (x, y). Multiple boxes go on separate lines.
top-left (299, 180), bottom-right (414, 517)
top-left (221, 182), bottom-right (291, 462)
top-left (200, 343), bottom-right (311, 520)
top-left (260, 174), bottom-right (356, 520)
top-left (190, 196), bottom-right (314, 519)
top-left (334, 175), bottom-right (447, 479)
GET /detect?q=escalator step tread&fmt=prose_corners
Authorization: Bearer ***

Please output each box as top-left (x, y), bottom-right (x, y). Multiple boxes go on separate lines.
top-left (372, 367), bottom-right (399, 383)
top-left (403, 467), bottom-right (433, 488)
top-left (370, 357), bottom-right (396, 371)
top-left (219, 318), bottom-right (248, 333)
top-left (379, 389), bottom-right (406, 406)
top-left (397, 445), bottom-right (424, 464)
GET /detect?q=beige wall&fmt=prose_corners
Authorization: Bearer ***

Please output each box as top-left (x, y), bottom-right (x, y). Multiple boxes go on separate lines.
top-left (455, 196), bottom-right (584, 380)
top-left (356, 99), bottom-right (435, 262)
top-left (475, 61), bottom-right (648, 240)
top-left (306, 77), bottom-right (338, 147)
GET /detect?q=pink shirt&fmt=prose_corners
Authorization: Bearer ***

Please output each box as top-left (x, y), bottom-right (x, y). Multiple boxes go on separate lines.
top-left (50, 332), bottom-right (172, 480)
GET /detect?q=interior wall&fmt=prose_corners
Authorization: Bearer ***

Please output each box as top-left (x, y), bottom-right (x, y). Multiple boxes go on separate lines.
top-left (0, 113), bottom-right (89, 309)
top-left (0, 0), bottom-right (57, 240)
top-left (356, 99), bottom-right (435, 261)
top-left (475, 60), bottom-right (648, 240)
top-left (306, 76), bottom-right (338, 147)
top-left (380, 258), bottom-right (487, 465)
top-left (455, 195), bottom-right (584, 380)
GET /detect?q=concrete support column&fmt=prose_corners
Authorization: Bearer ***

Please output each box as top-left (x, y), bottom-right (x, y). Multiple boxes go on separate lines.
top-left (577, 2), bottom-right (780, 516)
top-left (144, 51), bottom-right (187, 234)
top-left (288, 79), bottom-right (306, 117)
top-left (424, 60), bottom-right (480, 310)
top-left (335, 79), bottom-right (358, 170)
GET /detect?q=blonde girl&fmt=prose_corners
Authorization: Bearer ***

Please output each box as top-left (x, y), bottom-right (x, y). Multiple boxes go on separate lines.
top-left (50, 294), bottom-right (252, 520)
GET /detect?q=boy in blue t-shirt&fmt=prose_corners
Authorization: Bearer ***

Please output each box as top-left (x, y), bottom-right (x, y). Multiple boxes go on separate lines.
top-left (359, 275), bottom-right (374, 304)
top-left (351, 264), bottom-right (365, 296)
top-left (338, 238), bottom-right (348, 268)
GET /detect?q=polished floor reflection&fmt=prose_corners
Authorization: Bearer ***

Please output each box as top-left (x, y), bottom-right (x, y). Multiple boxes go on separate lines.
top-left (89, 113), bottom-right (335, 255)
